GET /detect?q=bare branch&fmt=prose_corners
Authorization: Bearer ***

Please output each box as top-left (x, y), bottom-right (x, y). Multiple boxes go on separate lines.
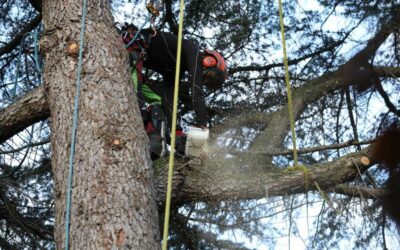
top-left (0, 14), bottom-right (42, 57)
top-left (0, 85), bottom-right (49, 144)
top-left (229, 37), bottom-right (345, 75)
top-left (331, 184), bottom-right (389, 199)
top-left (375, 81), bottom-right (400, 117)
top-left (163, 0), bottom-right (178, 34)
top-left (0, 188), bottom-right (53, 240)
top-left (0, 138), bottom-right (50, 154)
top-left (376, 67), bottom-right (400, 78)
top-left (28, 0), bottom-right (42, 13)
top-left (268, 139), bottom-right (375, 156)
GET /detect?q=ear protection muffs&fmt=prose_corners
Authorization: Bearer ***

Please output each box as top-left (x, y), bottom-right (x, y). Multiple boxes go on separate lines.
top-left (202, 49), bottom-right (228, 79)
top-left (202, 56), bottom-right (218, 68)
top-left (201, 50), bottom-right (228, 90)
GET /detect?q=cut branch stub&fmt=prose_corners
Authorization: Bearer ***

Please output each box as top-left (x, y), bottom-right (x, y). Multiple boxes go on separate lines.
top-left (68, 42), bottom-right (79, 57)
top-left (360, 156), bottom-right (370, 166)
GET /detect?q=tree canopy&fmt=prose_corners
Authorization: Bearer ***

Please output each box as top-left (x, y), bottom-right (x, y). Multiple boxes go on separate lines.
top-left (1, 0), bottom-right (400, 249)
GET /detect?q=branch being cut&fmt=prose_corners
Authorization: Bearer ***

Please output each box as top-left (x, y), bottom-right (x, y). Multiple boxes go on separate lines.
top-left (21, 145), bottom-right (378, 209)
top-left (154, 146), bottom-right (377, 205)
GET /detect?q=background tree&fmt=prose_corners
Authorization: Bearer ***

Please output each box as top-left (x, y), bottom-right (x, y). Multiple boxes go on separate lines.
top-left (1, 0), bottom-right (400, 249)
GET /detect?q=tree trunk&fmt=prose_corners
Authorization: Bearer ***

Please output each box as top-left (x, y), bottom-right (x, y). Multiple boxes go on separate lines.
top-left (41, 1), bottom-right (160, 248)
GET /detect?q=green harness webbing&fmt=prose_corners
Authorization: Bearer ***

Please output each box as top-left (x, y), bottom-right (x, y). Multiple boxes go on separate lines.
top-left (131, 68), bottom-right (162, 105)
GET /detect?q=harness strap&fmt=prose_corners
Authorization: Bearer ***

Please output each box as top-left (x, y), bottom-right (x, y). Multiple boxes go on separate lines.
top-left (137, 60), bottom-right (145, 105)
top-left (126, 28), bottom-right (156, 104)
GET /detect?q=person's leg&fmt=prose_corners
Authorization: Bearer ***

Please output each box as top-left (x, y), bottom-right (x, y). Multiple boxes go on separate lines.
top-left (161, 74), bottom-right (187, 157)
top-left (132, 69), bottom-right (167, 160)
top-left (145, 104), bottom-right (167, 160)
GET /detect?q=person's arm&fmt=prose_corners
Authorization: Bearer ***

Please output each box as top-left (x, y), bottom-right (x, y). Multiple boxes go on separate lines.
top-left (182, 40), bottom-right (207, 127)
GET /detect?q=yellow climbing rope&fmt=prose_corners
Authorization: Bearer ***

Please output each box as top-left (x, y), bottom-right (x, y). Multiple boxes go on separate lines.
top-left (278, 0), bottom-right (298, 166)
top-left (162, 0), bottom-right (185, 248)
top-left (278, 0), bottom-right (308, 189)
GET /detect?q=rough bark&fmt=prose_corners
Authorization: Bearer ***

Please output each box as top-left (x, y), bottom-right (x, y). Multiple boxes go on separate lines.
top-left (41, 1), bottom-right (159, 249)
top-left (154, 146), bottom-right (376, 205)
top-left (0, 85), bottom-right (49, 144)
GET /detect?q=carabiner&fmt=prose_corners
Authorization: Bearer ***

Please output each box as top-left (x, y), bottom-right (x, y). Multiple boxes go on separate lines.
top-left (146, 3), bottom-right (160, 17)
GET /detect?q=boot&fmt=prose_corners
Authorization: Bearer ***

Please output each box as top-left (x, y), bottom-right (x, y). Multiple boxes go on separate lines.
top-left (148, 130), bottom-right (166, 160)
top-left (145, 105), bottom-right (167, 160)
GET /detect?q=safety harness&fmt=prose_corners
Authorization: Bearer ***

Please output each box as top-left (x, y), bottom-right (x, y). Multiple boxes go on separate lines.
top-left (120, 23), bottom-right (151, 84)
top-left (121, 23), bottom-right (228, 90)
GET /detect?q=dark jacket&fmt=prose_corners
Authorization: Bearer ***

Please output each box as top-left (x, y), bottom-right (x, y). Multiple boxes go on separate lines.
top-left (141, 30), bottom-right (207, 127)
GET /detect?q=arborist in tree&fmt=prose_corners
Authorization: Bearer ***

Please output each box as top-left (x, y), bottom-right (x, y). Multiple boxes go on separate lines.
top-left (119, 22), bottom-right (228, 160)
